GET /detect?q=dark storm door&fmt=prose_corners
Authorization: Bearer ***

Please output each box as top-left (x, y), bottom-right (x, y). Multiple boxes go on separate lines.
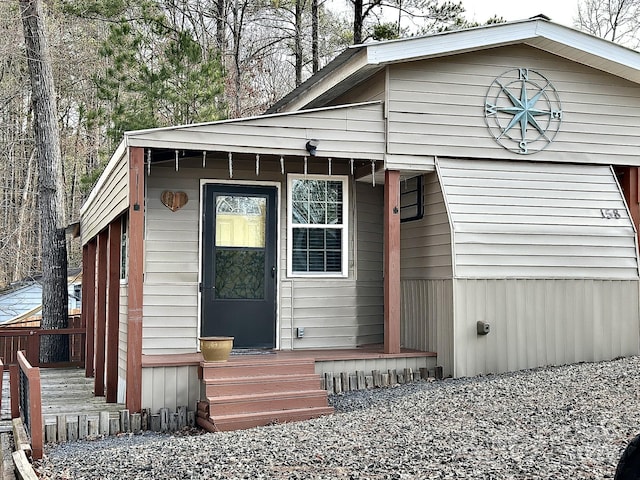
top-left (201, 184), bottom-right (277, 348)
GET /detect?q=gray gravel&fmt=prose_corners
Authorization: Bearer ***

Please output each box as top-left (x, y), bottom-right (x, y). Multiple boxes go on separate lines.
top-left (35, 356), bottom-right (640, 479)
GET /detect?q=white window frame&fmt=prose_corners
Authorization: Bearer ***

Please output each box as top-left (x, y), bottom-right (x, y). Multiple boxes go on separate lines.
top-left (287, 174), bottom-right (349, 278)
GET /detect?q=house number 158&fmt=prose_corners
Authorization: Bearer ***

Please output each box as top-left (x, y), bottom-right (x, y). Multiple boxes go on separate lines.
top-left (600, 208), bottom-right (621, 219)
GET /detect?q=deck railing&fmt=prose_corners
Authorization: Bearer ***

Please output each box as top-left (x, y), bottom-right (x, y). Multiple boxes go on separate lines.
top-left (11, 351), bottom-right (43, 460)
top-left (0, 314), bottom-right (86, 367)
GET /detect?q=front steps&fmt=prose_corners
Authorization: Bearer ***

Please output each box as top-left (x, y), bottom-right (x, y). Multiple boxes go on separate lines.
top-left (198, 356), bottom-right (334, 432)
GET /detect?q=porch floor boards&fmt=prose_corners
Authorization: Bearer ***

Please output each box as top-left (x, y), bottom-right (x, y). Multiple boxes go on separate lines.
top-left (142, 344), bottom-right (436, 368)
top-left (38, 368), bottom-right (124, 424)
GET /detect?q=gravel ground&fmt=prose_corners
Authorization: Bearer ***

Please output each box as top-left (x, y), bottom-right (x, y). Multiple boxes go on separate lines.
top-left (35, 356), bottom-right (640, 479)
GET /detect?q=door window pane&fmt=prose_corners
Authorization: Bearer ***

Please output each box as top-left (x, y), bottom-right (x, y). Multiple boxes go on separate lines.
top-left (215, 196), bottom-right (266, 247)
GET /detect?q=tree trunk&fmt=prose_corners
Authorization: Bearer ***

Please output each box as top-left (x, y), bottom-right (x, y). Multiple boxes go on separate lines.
top-left (353, 0), bottom-right (363, 44)
top-left (295, 0), bottom-right (303, 86)
top-left (312, 0), bottom-right (319, 73)
top-left (19, 0), bottom-right (69, 363)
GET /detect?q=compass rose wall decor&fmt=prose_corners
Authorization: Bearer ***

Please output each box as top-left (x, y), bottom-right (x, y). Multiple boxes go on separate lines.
top-left (484, 68), bottom-right (563, 155)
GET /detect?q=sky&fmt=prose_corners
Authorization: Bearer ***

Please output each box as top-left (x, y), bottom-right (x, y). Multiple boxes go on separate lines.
top-left (461, 0), bottom-right (579, 27)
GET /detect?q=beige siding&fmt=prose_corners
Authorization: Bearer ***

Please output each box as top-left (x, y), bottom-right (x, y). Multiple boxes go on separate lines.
top-left (453, 278), bottom-right (640, 378)
top-left (438, 159), bottom-right (639, 279)
top-left (386, 45), bottom-right (640, 168)
top-left (81, 152), bottom-right (129, 244)
top-left (330, 71), bottom-right (386, 106)
top-left (118, 285), bottom-right (128, 404)
top-left (290, 181), bottom-right (383, 349)
top-left (127, 103), bottom-right (385, 160)
top-left (141, 365), bottom-right (201, 413)
top-left (400, 279), bottom-right (453, 376)
top-left (400, 172), bottom-right (452, 279)
top-left (143, 157), bottom-right (383, 354)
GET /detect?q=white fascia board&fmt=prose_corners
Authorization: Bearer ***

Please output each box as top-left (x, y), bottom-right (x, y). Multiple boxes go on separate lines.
top-left (79, 140), bottom-right (127, 216)
top-left (366, 21), bottom-right (541, 65)
top-left (533, 21), bottom-right (640, 81)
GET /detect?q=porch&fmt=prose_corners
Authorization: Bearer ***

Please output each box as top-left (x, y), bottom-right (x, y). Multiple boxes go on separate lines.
top-left (145, 345), bottom-right (438, 431)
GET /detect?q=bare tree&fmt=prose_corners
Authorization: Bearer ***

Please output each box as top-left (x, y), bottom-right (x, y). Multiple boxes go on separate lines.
top-left (19, 0), bottom-right (69, 362)
top-left (576, 0), bottom-right (640, 48)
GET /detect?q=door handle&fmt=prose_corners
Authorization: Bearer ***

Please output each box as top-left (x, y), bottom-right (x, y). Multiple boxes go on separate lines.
top-left (271, 266), bottom-right (276, 278)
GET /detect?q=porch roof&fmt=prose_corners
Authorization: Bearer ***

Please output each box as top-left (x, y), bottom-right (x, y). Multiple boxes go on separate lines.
top-left (124, 101), bottom-right (385, 160)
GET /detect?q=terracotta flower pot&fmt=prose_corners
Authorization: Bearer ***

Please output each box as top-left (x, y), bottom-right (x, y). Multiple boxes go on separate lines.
top-left (199, 336), bottom-right (234, 362)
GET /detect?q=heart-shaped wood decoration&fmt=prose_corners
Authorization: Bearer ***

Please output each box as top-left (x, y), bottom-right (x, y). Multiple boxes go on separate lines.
top-left (161, 191), bottom-right (188, 212)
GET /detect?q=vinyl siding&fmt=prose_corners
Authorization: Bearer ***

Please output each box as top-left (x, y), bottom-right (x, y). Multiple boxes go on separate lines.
top-left (386, 45), bottom-right (640, 168)
top-left (400, 172), bottom-right (452, 279)
top-left (143, 157), bottom-right (383, 353)
top-left (81, 152), bottom-right (129, 244)
top-left (118, 285), bottom-right (128, 404)
top-left (400, 279), bottom-right (453, 377)
top-left (330, 70), bottom-right (386, 106)
top-left (127, 103), bottom-right (385, 160)
top-left (438, 158), bottom-right (639, 279)
top-left (453, 278), bottom-right (640, 378)
top-left (289, 181), bottom-right (384, 349)
top-left (141, 365), bottom-right (201, 413)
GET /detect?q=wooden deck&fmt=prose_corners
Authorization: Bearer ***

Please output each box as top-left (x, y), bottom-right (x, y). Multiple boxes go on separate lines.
top-left (38, 368), bottom-right (125, 425)
top-left (142, 345), bottom-right (436, 368)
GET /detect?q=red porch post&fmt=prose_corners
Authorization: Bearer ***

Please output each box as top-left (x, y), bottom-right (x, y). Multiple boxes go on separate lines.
top-left (95, 230), bottom-right (108, 396)
top-left (126, 147), bottom-right (145, 412)
top-left (83, 240), bottom-right (96, 378)
top-left (620, 166), bottom-right (640, 246)
top-left (384, 169), bottom-right (401, 354)
top-left (106, 217), bottom-right (121, 403)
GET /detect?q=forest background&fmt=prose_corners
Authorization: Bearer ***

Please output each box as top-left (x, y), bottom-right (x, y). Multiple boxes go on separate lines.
top-left (0, 0), bottom-right (634, 288)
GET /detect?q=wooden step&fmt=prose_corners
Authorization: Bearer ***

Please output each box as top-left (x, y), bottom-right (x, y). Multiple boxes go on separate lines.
top-left (201, 357), bottom-right (316, 379)
top-left (208, 390), bottom-right (329, 416)
top-left (208, 406), bottom-right (335, 431)
top-left (204, 373), bottom-right (322, 396)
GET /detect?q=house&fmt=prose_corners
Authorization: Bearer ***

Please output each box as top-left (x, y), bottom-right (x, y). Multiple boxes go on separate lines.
top-left (80, 16), bottom-right (640, 418)
top-left (0, 272), bottom-right (82, 324)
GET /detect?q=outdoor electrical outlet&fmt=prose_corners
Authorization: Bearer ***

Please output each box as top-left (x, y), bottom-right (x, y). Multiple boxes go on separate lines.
top-left (297, 327), bottom-right (305, 338)
top-left (477, 321), bottom-right (490, 335)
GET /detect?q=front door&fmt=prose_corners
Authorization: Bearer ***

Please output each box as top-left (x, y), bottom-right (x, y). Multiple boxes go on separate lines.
top-left (201, 184), bottom-right (277, 348)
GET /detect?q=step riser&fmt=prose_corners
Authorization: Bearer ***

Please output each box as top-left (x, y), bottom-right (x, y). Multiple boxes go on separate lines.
top-left (209, 394), bottom-right (329, 416)
top-left (202, 363), bottom-right (315, 379)
top-left (212, 408), bottom-right (334, 431)
top-left (205, 378), bottom-right (322, 397)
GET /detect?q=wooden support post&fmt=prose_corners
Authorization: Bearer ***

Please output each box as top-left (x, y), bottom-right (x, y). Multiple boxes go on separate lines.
top-left (45, 424), bottom-right (57, 443)
top-left (99, 411), bottom-right (109, 435)
top-left (88, 419), bottom-right (98, 437)
top-left (126, 147), bottom-right (145, 413)
top-left (384, 169), bottom-right (401, 354)
top-left (150, 415), bottom-right (161, 432)
top-left (160, 407), bottom-right (169, 432)
top-left (78, 414), bottom-right (88, 439)
top-left (177, 406), bottom-right (187, 428)
top-left (130, 413), bottom-right (142, 433)
top-left (109, 418), bottom-right (120, 435)
top-left (56, 415), bottom-right (67, 442)
top-left (619, 166), bottom-right (640, 248)
top-left (66, 417), bottom-right (79, 442)
top-left (83, 241), bottom-right (97, 378)
top-left (9, 365), bottom-right (18, 419)
top-left (187, 411), bottom-right (196, 428)
top-left (106, 218), bottom-right (121, 403)
top-left (95, 230), bottom-right (108, 397)
top-left (119, 409), bottom-right (130, 433)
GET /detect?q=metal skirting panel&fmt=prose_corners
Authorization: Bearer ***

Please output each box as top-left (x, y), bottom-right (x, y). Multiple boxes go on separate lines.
top-left (453, 278), bottom-right (640, 378)
top-left (400, 279), bottom-right (454, 377)
top-left (141, 365), bottom-right (201, 413)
